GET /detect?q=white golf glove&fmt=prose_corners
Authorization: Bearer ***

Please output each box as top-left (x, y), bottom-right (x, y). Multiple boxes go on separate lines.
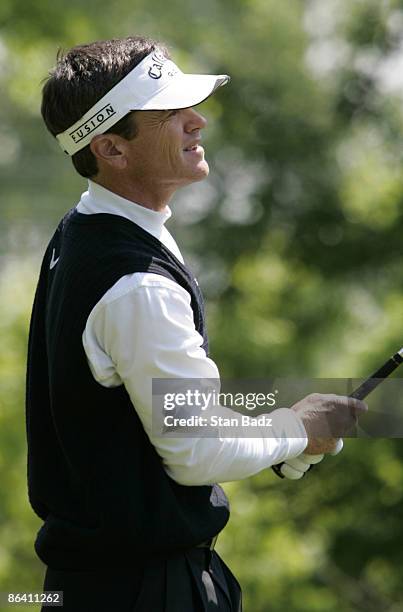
top-left (272, 438), bottom-right (344, 480)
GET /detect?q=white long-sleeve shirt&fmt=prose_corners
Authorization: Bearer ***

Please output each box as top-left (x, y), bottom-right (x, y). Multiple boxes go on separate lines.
top-left (78, 180), bottom-right (308, 485)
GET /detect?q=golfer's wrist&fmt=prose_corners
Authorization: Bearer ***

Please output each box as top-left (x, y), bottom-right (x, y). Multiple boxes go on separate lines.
top-left (269, 407), bottom-right (308, 460)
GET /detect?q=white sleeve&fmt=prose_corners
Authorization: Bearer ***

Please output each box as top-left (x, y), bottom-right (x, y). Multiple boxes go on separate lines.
top-left (83, 273), bottom-right (307, 485)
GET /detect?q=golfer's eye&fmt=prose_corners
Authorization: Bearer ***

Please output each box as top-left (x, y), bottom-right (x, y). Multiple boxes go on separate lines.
top-left (168, 110), bottom-right (179, 117)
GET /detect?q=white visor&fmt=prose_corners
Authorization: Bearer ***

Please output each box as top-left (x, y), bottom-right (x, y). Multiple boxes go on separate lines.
top-left (56, 50), bottom-right (230, 155)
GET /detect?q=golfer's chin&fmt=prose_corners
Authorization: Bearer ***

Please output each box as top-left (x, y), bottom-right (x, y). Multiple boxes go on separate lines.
top-left (179, 160), bottom-right (209, 188)
top-left (191, 159), bottom-right (210, 181)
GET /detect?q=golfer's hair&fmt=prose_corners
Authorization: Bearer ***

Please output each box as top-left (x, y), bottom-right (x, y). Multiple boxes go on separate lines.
top-left (41, 36), bottom-right (169, 178)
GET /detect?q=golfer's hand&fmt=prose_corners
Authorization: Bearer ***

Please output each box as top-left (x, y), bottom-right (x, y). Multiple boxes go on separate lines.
top-left (291, 393), bottom-right (367, 455)
top-left (276, 452), bottom-right (325, 480)
top-left (272, 438), bottom-right (344, 480)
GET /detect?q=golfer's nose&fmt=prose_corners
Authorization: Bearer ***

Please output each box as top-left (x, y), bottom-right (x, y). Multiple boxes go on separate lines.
top-left (184, 107), bottom-right (208, 132)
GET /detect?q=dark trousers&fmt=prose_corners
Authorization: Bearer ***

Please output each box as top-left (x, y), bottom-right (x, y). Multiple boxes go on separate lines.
top-left (42, 548), bottom-right (242, 611)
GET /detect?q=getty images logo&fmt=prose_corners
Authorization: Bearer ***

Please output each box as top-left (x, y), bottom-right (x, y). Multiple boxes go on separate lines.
top-left (69, 104), bottom-right (117, 144)
top-left (148, 51), bottom-right (167, 80)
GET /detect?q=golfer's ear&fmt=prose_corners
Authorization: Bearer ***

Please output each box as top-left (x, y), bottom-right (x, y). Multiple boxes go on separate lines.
top-left (90, 134), bottom-right (128, 169)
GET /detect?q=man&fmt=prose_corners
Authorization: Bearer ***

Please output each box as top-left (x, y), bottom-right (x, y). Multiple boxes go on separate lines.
top-left (26, 36), bottom-right (366, 611)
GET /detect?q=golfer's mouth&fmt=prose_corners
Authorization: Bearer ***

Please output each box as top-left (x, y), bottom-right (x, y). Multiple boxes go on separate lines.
top-left (183, 145), bottom-right (204, 155)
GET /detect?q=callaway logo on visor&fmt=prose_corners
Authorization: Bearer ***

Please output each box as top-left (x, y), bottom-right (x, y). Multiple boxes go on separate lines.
top-left (56, 51), bottom-right (230, 156)
top-left (148, 51), bottom-right (170, 79)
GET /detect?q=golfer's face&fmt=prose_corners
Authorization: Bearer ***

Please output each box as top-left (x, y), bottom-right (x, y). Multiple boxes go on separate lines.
top-left (126, 107), bottom-right (209, 188)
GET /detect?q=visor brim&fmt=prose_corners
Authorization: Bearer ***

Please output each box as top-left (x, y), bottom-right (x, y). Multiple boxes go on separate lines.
top-left (137, 73), bottom-right (230, 111)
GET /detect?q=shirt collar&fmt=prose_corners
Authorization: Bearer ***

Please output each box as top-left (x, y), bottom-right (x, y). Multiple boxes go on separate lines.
top-left (78, 180), bottom-right (172, 238)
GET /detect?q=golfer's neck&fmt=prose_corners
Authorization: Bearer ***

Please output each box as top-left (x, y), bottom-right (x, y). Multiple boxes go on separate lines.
top-left (92, 176), bottom-right (174, 212)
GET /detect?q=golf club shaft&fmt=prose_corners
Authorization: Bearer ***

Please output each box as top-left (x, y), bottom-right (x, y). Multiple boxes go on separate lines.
top-left (349, 348), bottom-right (403, 400)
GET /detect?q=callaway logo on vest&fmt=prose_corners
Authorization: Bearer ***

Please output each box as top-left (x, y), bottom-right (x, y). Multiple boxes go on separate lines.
top-left (49, 248), bottom-right (59, 270)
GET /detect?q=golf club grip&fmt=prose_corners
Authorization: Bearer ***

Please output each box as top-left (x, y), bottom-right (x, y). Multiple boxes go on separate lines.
top-left (350, 350), bottom-right (403, 400)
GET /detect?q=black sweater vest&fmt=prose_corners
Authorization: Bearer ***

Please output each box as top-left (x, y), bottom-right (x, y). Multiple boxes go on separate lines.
top-left (25, 207), bottom-right (230, 570)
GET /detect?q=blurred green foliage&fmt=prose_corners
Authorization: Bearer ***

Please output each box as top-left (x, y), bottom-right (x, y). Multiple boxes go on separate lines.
top-left (1, 0), bottom-right (403, 610)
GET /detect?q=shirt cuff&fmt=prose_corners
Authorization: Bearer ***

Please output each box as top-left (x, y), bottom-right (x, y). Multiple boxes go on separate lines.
top-left (269, 407), bottom-right (308, 461)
